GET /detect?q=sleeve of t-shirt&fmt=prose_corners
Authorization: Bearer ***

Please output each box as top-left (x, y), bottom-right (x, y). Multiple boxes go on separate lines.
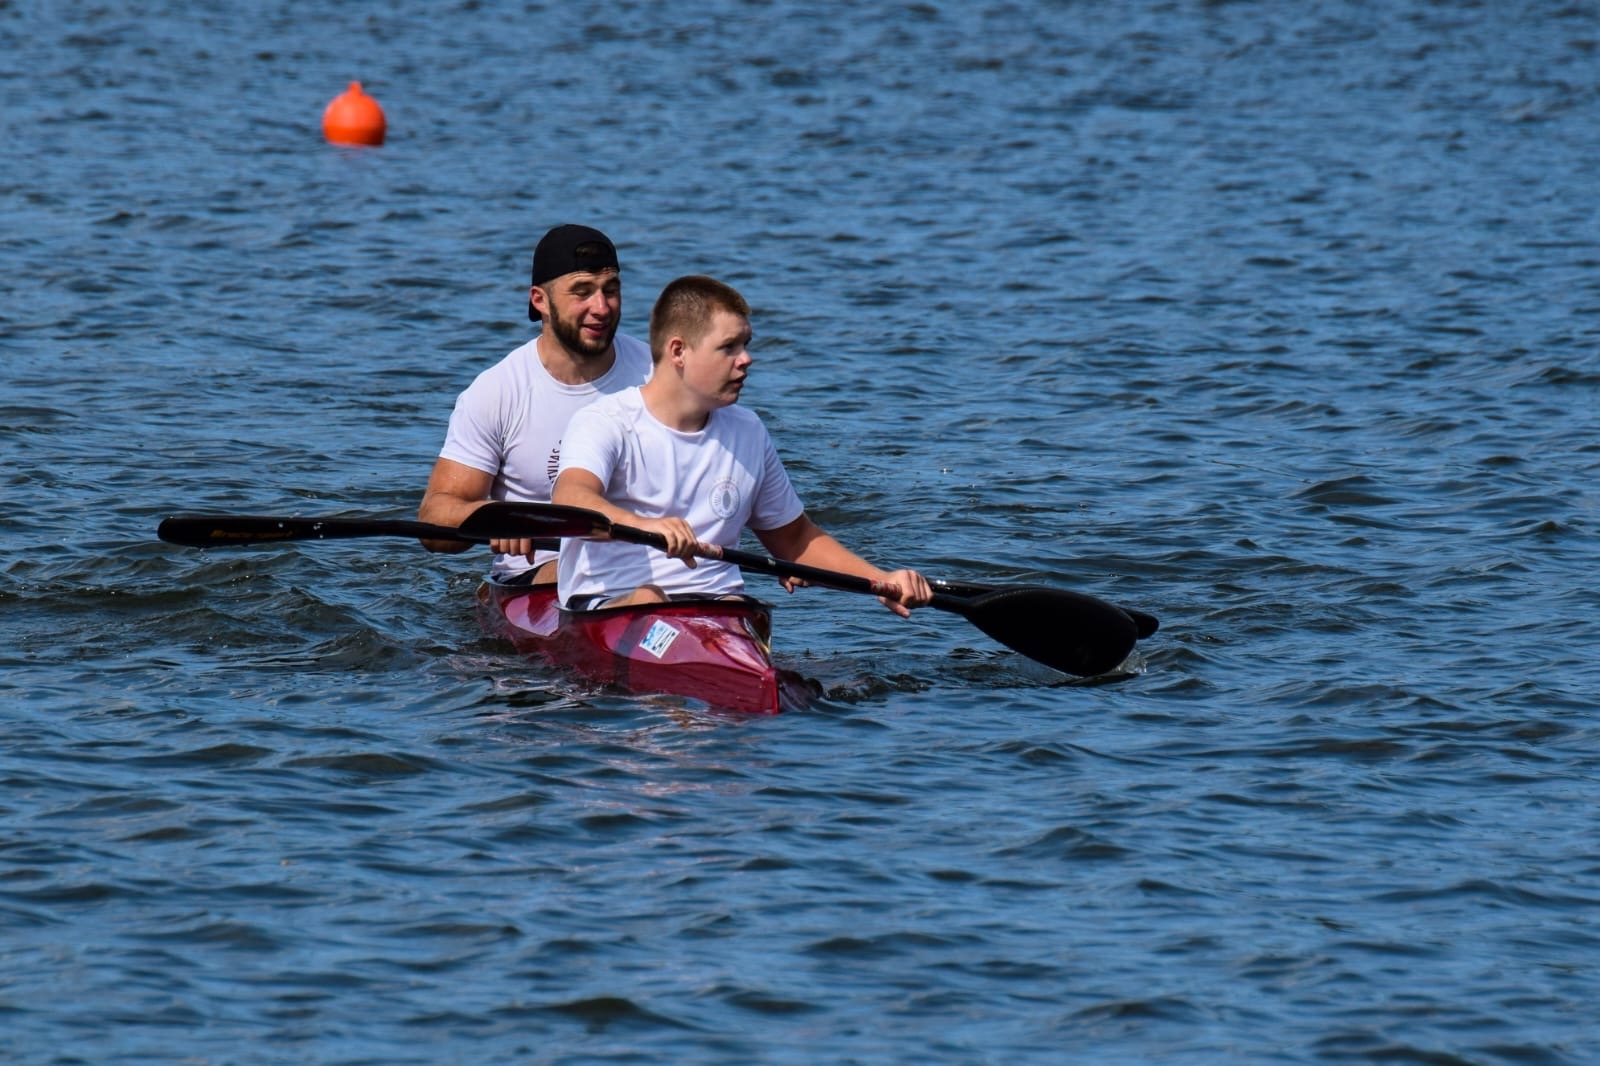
top-left (437, 371), bottom-right (505, 476)
top-left (556, 403), bottom-right (624, 486)
top-left (748, 429), bottom-right (806, 532)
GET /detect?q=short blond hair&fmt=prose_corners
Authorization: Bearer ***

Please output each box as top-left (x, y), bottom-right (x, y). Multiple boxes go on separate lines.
top-left (648, 275), bottom-right (751, 363)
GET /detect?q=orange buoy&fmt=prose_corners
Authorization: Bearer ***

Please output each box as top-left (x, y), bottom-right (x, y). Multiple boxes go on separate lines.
top-left (322, 81), bottom-right (386, 146)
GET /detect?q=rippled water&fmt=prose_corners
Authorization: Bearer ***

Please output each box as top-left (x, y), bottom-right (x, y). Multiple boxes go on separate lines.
top-left (5, 2), bottom-right (1599, 1062)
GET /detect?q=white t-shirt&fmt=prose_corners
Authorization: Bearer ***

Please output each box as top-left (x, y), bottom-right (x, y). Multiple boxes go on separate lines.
top-left (556, 387), bottom-right (806, 603)
top-left (438, 332), bottom-right (652, 576)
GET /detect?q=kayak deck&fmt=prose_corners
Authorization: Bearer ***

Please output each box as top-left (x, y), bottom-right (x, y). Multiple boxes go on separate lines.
top-left (477, 579), bottom-right (812, 714)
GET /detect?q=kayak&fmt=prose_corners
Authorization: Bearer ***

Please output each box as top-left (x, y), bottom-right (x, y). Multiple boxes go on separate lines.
top-left (477, 578), bottom-right (813, 714)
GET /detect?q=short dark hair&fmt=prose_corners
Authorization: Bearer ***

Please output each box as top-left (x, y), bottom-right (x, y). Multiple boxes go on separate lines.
top-left (649, 275), bottom-right (751, 362)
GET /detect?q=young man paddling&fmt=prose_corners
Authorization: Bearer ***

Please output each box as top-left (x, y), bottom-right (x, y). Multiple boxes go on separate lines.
top-left (551, 274), bottom-right (932, 616)
top-left (417, 224), bottom-right (651, 582)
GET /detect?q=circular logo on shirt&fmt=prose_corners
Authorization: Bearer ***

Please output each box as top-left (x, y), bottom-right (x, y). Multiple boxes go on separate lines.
top-left (710, 478), bottom-right (741, 519)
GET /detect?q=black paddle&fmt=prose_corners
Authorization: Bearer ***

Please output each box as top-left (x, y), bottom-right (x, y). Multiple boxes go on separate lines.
top-left (479, 502), bottom-right (1149, 678)
top-left (158, 502), bottom-right (1153, 677)
top-left (155, 507), bottom-right (559, 552)
top-left (159, 513), bottom-right (475, 546)
top-left (931, 578), bottom-right (1158, 640)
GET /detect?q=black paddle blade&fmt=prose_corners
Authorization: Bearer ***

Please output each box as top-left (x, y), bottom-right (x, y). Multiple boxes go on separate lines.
top-left (930, 578), bottom-right (1158, 640)
top-left (460, 501), bottom-right (611, 540)
top-left (951, 585), bottom-right (1139, 677)
top-left (155, 515), bottom-right (432, 547)
top-left (1124, 607), bottom-right (1160, 639)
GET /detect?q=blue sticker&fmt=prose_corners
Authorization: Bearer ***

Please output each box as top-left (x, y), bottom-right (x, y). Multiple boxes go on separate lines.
top-left (640, 620), bottom-right (681, 659)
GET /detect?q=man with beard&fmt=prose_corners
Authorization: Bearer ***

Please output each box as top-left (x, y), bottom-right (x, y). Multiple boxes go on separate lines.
top-left (417, 224), bottom-right (652, 582)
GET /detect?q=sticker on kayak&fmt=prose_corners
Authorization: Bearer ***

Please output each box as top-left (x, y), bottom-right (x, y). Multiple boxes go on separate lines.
top-left (639, 619), bottom-right (681, 659)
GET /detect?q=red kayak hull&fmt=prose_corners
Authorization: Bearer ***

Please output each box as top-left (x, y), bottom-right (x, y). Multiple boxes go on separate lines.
top-left (477, 581), bottom-right (808, 715)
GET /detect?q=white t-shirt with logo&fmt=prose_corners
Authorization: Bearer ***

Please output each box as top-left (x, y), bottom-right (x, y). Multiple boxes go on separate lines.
top-left (438, 332), bottom-right (652, 575)
top-left (556, 387), bottom-right (805, 603)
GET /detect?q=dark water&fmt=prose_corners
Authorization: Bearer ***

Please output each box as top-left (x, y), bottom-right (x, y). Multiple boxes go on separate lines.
top-left (5, 1), bottom-right (1599, 1061)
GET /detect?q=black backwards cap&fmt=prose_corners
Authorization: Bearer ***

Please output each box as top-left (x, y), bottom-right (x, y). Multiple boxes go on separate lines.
top-left (528, 224), bottom-right (619, 322)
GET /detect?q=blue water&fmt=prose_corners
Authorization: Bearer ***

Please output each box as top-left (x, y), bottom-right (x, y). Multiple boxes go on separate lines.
top-left (5, 2), bottom-right (1599, 1062)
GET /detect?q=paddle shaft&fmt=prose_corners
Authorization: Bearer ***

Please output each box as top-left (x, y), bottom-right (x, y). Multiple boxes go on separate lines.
top-left (605, 522), bottom-right (1006, 615)
top-left (470, 503), bottom-right (1159, 640)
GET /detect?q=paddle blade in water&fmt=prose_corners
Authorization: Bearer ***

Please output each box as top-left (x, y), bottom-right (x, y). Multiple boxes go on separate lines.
top-left (952, 586), bottom-right (1139, 677)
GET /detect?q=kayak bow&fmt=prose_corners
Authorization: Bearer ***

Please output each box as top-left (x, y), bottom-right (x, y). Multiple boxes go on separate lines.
top-left (478, 579), bottom-right (813, 715)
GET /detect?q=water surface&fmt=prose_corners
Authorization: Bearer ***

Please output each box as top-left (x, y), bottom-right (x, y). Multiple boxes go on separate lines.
top-left (4, 2), bottom-right (1598, 1062)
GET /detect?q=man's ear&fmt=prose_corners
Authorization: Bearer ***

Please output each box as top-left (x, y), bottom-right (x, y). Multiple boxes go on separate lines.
top-left (528, 285), bottom-right (547, 319)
